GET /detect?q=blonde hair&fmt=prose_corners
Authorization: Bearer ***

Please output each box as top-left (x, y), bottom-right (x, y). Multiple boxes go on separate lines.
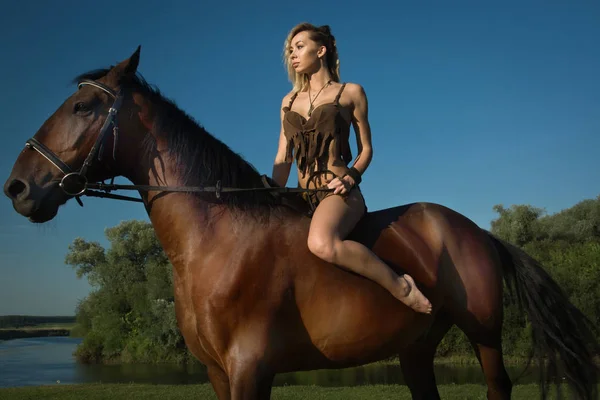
top-left (283, 23), bottom-right (341, 93)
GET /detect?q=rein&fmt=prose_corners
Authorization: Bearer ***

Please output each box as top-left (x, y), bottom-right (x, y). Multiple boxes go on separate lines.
top-left (24, 79), bottom-right (334, 207)
top-left (82, 179), bottom-right (334, 204)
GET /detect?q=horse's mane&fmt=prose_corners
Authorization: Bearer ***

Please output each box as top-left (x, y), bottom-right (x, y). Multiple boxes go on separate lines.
top-left (73, 68), bottom-right (288, 220)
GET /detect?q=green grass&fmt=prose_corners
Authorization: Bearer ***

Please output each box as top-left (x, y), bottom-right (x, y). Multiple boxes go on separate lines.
top-left (373, 354), bottom-right (536, 366)
top-left (0, 383), bottom-right (585, 400)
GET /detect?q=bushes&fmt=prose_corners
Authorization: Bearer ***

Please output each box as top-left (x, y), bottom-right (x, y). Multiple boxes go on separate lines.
top-left (66, 220), bottom-right (192, 364)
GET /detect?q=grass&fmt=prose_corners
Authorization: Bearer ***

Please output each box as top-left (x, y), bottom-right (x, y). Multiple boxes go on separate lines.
top-left (373, 354), bottom-right (534, 366)
top-left (0, 383), bottom-right (586, 400)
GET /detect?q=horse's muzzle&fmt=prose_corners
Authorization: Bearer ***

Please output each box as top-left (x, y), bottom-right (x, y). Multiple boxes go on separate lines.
top-left (4, 177), bottom-right (61, 222)
top-left (4, 177), bottom-right (30, 201)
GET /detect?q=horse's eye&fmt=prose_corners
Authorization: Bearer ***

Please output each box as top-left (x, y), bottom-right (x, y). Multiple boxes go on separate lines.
top-left (74, 102), bottom-right (90, 114)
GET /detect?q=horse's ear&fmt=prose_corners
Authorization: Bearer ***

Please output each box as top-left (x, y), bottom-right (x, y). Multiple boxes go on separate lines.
top-left (110, 45), bottom-right (141, 80)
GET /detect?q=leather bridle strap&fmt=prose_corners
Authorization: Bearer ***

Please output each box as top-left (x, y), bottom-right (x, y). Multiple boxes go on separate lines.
top-left (76, 79), bottom-right (120, 178)
top-left (25, 138), bottom-right (73, 175)
top-left (77, 80), bottom-right (117, 99)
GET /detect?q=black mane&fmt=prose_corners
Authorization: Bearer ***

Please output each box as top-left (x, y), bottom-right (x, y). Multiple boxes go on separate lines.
top-left (74, 68), bottom-right (288, 218)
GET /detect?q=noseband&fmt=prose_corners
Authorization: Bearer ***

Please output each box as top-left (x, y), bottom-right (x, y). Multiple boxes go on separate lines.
top-left (24, 79), bottom-right (334, 206)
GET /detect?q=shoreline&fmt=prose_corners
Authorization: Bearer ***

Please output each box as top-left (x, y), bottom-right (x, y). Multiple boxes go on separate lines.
top-left (0, 328), bottom-right (72, 341)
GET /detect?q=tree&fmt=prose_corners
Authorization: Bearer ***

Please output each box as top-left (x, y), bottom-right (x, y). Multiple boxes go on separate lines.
top-left (536, 196), bottom-right (600, 243)
top-left (65, 220), bottom-right (191, 363)
top-left (490, 204), bottom-right (545, 246)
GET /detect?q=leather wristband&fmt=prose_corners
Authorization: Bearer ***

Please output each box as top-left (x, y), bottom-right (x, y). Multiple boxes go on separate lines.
top-left (344, 167), bottom-right (362, 185)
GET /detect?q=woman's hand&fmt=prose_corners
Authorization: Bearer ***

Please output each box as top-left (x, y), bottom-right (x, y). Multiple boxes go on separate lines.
top-left (327, 175), bottom-right (355, 195)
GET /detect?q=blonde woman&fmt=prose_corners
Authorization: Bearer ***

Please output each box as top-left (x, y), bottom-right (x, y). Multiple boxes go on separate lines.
top-left (272, 23), bottom-right (431, 314)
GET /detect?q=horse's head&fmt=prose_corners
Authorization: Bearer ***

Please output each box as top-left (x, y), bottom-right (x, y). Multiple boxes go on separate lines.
top-left (4, 47), bottom-right (143, 223)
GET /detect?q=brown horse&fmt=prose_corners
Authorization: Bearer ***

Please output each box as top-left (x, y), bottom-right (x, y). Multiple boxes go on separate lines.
top-left (4, 47), bottom-right (598, 400)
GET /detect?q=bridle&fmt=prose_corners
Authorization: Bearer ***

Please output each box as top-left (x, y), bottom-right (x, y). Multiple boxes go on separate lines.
top-left (25, 79), bottom-right (123, 206)
top-left (24, 79), bottom-right (334, 207)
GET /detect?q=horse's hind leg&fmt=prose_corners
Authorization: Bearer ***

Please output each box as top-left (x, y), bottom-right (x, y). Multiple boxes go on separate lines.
top-left (445, 222), bottom-right (512, 399)
top-left (399, 310), bottom-right (453, 400)
top-left (468, 332), bottom-right (512, 400)
top-left (454, 284), bottom-right (512, 399)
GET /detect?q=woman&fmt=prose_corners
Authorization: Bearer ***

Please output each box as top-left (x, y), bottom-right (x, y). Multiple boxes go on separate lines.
top-left (272, 22), bottom-right (432, 314)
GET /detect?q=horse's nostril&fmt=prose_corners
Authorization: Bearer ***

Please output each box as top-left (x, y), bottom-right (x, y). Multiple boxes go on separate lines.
top-left (6, 179), bottom-right (27, 200)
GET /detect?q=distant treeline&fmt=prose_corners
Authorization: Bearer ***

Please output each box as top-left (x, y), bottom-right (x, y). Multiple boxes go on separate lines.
top-left (0, 315), bottom-right (76, 329)
top-left (0, 328), bottom-right (71, 340)
top-left (64, 196), bottom-right (600, 364)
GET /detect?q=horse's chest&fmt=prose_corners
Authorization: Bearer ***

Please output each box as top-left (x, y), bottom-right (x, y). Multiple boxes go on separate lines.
top-left (171, 270), bottom-right (228, 367)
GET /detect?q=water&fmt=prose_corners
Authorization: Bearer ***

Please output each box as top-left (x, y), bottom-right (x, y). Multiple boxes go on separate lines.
top-left (0, 337), bottom-right (83, 387)
top-left (0, 337), bottom-right (542, 388)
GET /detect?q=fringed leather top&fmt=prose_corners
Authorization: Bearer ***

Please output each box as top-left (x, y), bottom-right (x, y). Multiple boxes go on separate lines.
top-left (282, 83), bottom-right (352, 178)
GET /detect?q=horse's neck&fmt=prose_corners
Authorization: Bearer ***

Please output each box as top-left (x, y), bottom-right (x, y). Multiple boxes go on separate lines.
top-left (119, 121), bottom-right (270, 278)
top-left (122, 138), bottom-right (229, 273)
top-left (147, 194), bottom-right (228, 264)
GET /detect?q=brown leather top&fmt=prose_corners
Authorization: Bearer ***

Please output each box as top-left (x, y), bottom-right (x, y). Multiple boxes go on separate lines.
top-left (282, 83), bottom-right (352, 178)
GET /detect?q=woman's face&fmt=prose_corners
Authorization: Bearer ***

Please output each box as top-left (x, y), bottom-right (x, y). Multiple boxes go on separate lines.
top-left (288, 30), bottom-right (324, 75)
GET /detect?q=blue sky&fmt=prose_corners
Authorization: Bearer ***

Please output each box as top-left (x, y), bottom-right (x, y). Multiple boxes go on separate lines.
top-left (1, 1), bottom-right (598, 316)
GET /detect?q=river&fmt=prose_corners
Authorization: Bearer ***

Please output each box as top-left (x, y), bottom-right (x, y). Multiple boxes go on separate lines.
top-left (0, 337), bottom-right (542, 388)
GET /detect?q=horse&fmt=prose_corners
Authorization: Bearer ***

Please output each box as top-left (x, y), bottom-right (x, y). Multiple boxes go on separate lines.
top-left (4, 47), bottom-right (598, 400)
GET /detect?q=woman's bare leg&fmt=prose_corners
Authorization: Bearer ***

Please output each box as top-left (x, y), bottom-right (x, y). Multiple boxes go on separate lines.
top-left (307, 189), bottom-right (432, 314)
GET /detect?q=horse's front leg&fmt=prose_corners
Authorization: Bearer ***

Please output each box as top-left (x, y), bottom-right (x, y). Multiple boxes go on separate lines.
top-left (228, 354), bottom-right (275, 400)
top-left (207, 364), bottom-right (231, 400)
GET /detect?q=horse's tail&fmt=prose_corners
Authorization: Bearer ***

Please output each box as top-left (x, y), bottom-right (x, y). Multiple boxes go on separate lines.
top-left (487, 232), bottom-right (599, 400)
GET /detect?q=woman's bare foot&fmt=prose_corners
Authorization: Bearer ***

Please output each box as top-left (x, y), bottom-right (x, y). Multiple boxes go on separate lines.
top-left (396, 274), bottom-right (432, 314)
